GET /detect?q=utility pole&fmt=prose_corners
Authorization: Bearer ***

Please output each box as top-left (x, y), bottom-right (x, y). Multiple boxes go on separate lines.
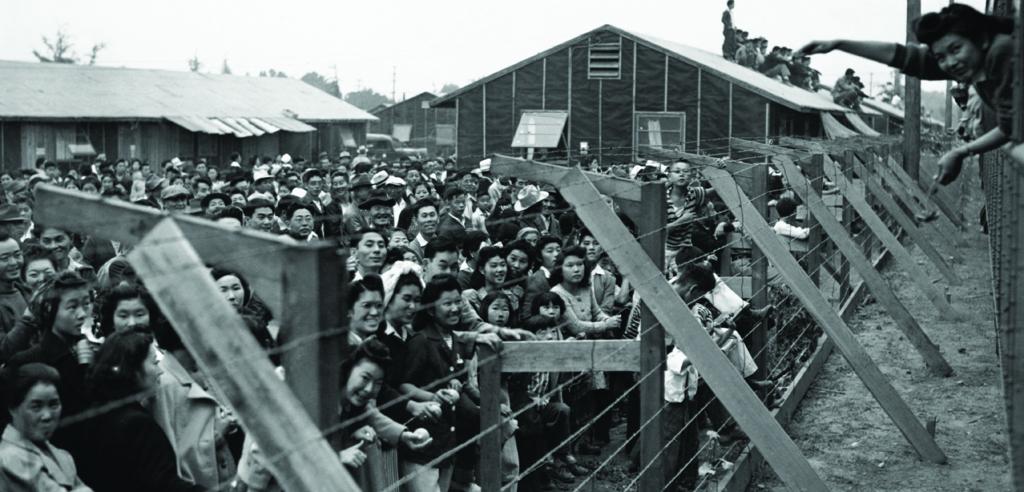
top-left (392, 66), bottom-right (396, 103)
top-left (903, 0), bottom-right (922, 178)
top-left (943, 0), bottom-right (953, 130)
top-left (331, 64), bottom-right (342, 98)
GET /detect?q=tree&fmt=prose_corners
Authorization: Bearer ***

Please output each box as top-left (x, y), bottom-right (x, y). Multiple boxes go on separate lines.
top-left (440, 82), bottom-right (460, 94)
top-left (87, 43), bottom-right (106, 65)
top-left (188, 54), bottom-right (202, 72)
top-left (33, 28), bottom-right (105, 64)
top-left (344, 88), bottom-right (392, 110)
top-left (221, 59), bottom-right (232, 75)
top-left (258, 69), bottom-right (288, 78)
top-left (300, 72), bottom-right (340, 98)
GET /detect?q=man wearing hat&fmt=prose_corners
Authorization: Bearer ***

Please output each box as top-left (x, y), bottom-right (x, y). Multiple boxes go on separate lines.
top-left (144, 175), bottom-right (166, 203)
top-left (252, 169), bottom-right (276, 196)
top-left (357, 189), bottom-right (396, 233)
top-left (0, 204), bottom-right (28, 244)
top-left (350, 174), bottom-right (373, 208)
top-left (338, 151), bottom-right (352, 170)
top-left (160, 185), bottom-right (192, 214)
top-left (382, 175), bottom-right (408, 226)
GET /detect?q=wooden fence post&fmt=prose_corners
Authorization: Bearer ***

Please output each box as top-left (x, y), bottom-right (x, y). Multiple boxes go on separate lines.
top-left (776, 158), bottom-right (953, 376)
top-left (478, 344), bottom-right (503, 492)
top-left (703, 166), bottom-right (947, 463)
top-left (638, 181), bottom-right (666, 492)
top-left (839, 151), bottom-right (855, 301)
top-left (279, 246), bottom-right (346, 429)
top-left (804, 155), bottom-right (825, 286)
top-left (129, 218), bottom-right (360, 492)
top-left (749, 163), bottom-right (770, 382)
top-left (558, 168), bottom-right (830, 490)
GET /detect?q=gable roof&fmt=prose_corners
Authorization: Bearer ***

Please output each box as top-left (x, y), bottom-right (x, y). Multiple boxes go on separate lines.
top-left (432, 24), bottom-right (849, 114)
top-left (371, 91), bottom-right (438, 116)
top-left (0, 60), bottom-right (377, 122)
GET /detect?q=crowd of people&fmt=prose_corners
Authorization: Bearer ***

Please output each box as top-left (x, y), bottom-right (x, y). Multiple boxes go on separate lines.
top-left (722, 0), bottom-right (821, 91)
top-left (0, 143), bottom-right (790, 491)
top-left (0, 3), bottom-right (1013, 491)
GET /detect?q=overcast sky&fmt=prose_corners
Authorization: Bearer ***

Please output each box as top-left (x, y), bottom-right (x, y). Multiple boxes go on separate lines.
top-left (2, 0), bottom-right (984, 100)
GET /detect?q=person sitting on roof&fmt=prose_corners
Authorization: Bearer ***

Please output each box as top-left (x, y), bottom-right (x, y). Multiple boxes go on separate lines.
top-left (832, 68), bottom-right (863, 109)
top-left (759, 46), bottom-right (791, 83)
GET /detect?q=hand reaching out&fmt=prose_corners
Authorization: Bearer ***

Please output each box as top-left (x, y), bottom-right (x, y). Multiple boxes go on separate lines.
top-left (796, 40), bottom-right (840, 56)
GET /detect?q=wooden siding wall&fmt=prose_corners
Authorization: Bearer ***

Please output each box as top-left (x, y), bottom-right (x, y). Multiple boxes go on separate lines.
top-left (370, 95), bottom-right (455, 156)
top-left (449, 28), bottom-right (824, 167)
top-left (0, 120), bottom-right (367, 172)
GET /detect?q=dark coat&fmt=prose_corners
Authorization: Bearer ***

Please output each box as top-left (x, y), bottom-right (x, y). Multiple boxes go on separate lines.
top-left (73, 402), bottom-right (203, 492)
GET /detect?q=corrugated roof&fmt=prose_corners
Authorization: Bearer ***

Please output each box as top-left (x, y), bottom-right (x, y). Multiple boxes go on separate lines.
top-left (432, 25), bottom-right (849, 114)
top-left (0, 60), bottom-right (377, 122)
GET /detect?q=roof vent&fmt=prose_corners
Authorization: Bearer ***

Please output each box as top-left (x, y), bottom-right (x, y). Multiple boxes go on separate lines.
top-left (588, 41), bottom-right (621, 80)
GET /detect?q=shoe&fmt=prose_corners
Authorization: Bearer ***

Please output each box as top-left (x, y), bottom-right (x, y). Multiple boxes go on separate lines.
top-left (576, 442), bottom-right (602, 455)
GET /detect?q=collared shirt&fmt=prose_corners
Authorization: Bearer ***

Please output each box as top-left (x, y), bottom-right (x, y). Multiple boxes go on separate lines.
top-left (383, 321), bottom-right (407, 342)
top-left (0, 425), bottom-right (90, 492)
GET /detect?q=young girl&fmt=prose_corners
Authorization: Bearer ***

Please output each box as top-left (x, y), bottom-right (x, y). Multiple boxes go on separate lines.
top-left (401, 274), bottom-right (482, 492)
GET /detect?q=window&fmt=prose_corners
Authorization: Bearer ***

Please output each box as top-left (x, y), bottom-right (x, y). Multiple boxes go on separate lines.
top-left (635, 112), bottom-right (685, 157)
top-left (435, 124), bottom-right (455, 146)
top-left (511, 110), bottom-right (568, 149)
top-left (392, 124), bottom-right (413, 143)
top-left (339, 127), bottom-right (357, 148)
top-left (588, 41), bottom-right (621, 79)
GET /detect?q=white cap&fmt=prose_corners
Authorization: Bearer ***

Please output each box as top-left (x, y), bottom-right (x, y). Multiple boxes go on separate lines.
top-left (280, 153), bottom-right (292, 164)
top-left (384, 176), bottom-right (407, 187)
top-left (290, 187), bottom-right (308, 199)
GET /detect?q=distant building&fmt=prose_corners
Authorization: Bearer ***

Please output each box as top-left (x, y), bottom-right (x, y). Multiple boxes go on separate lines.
top-left (0, 60), bottom-right (377, 170)
top-left (431, 25), bottom-right (863, 167)
top-left (369, 92), bottom-right (456, 157)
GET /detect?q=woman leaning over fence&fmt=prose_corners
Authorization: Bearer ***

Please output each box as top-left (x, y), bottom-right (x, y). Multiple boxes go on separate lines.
top-left (799, 3), bottom-right (1019, 185)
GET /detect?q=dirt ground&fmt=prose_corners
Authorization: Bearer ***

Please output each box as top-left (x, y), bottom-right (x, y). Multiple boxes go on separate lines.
top-left (755, 193), bottom-right (1010, 491)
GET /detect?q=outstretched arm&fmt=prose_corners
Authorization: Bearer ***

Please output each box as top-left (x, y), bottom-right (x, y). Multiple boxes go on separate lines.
top-left (797, 40), bottom-right (898, 65)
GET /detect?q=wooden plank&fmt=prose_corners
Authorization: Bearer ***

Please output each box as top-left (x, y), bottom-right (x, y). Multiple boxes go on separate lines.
top-left (490, 154), bottom-right (642, 217)
top-left (637, 182), bottom-right (666, 492)
top-left (883, 155), bottom-right (963, 228)
top-left (803, 155), bottom-right (825, 286)
top-left (814, 159), bottom-right (963, 320)
top-left (721, 276), bottom-right (753, 299)
top-left (478, 345), bottom-right (503, 492)
top-left (721, 241), bottom-right (898, 492)
top-left (845, 155), bottom-right (962, 285)
top-left (863, 152), bottom-right (961, 246)
top-left (34, 184), bottom-right (295, 316)
top-left (703, 166), bottom-right (947, 463)
top-left (500, 340), bottom-right (641, 372)
top-left (776, 157), bottom-right (952, 376)
top-left (557, 168), bottom-right (830, 491)
top-left (278, 247), bottom-right (346, 429)
top-left (128, 218), bottom-right (359, 492)
top-left (749, 164), bottom-right (770, 383)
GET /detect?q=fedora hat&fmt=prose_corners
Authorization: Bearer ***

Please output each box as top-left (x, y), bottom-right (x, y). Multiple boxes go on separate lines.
top-left (513, 185), bottom-right (549, 212)
top-left (359, 189), bottom-right (396, 210)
